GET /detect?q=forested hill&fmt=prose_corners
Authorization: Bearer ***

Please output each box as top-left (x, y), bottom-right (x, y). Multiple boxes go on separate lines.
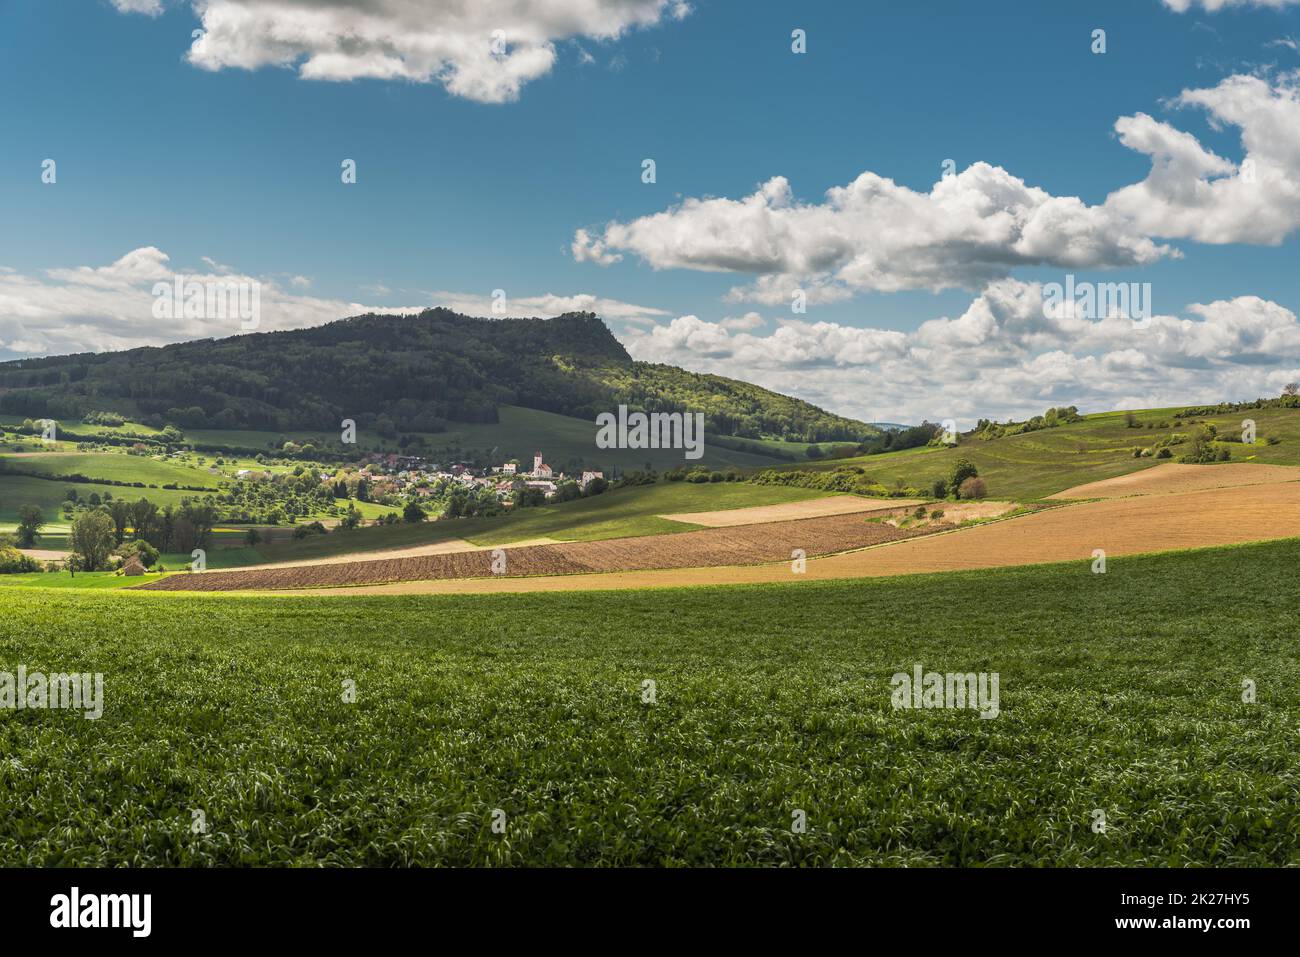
top-left (0, 310), bottom-right (873, 443)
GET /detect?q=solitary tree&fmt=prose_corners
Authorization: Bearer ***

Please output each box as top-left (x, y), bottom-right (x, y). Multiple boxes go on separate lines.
top-left (70, 510), bottom-right (116, 571)
top-left (16, 504), bottom-right (45, 548)
top-left (339, 503), bottom-right (362, 530)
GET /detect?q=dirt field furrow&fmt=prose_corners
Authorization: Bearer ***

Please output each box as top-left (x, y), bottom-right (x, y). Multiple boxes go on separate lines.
top-left (1049, 461), bottom-right (1300, 499)
top-left (135, 505), bottom-right (937, 591)
top-left (262, 481), bottom-right (1300, 595)
top-left (657, 496), bottom-right (925, 526)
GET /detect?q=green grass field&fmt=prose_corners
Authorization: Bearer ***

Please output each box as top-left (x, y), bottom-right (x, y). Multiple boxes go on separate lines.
top-left (0, 538), bottom-right (1295, 866)
top-left (186, 405), bottom-right (804, 470)
top-left (796, 407), bottom-right (1300, 501)
top-left (254, 481), bottom-right (837, 563)
top-left (0, 452), bottom-right (221, 489)
top-left (0, 474), bottom-right (203, 525)
top-left (397, 405), bottom-right (800, 470)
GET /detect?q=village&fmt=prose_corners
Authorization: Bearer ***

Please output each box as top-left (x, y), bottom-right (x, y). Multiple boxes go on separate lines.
top-left (236, 450), bottom-right (604, 506)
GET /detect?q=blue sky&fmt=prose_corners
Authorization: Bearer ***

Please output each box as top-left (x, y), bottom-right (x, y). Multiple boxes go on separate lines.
top-left (2, 0), bottom-right (1300, 424)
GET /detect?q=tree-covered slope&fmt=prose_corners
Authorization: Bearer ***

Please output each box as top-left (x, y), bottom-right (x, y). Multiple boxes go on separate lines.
top-left (0, 310), bottom-right (873, 442)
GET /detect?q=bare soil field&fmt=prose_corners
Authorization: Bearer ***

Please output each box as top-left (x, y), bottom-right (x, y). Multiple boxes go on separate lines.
top-left (18, 549), bottom-right (68, 561)
top-left (259, 481), bottom-right (1300, 595)
top-left (251, 536), bottom-right (562, 569)
top-left (658, 495), bottom-right (925, 526)
top-left (875, 500), bottom-right (1018, 526)
top-left (136, 506), bottom-right (935, 591)
top-left (1049, 462), bottom-right (1300, 500)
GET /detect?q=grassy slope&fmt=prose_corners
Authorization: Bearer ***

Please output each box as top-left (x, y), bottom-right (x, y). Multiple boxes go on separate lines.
top-left (0, 475), bottom-right (201, 525)
top-left (800, 407), bottom-right (1300, 501)
top-left (416, 405), bottom-right (793, 470)
top-left (255, 482), bottom-right (836, 563)
top-left (0, 448), bottom-right (392, 525)
top-left (189, 406), bottom-right (800, 470)
top-left (0, 452), bottom-right (221, 488)
top-left (0, 538), bottom-right (1295, 865)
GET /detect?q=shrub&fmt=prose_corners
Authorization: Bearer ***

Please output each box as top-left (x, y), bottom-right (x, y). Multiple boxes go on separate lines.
top-left (16, 504), bottom-right (45, 548)
top-left (930, 509), bottom-right (945, 520)
top-left (931, 478), bottom-right (948, 499)
top-left (948, 458), bottom-right (978, 491)
top-left (0, 545), bottom-right (39, 574)
top-left (114, 539), bottom-right (159, 569)
top-left (1156, 448), bottom-right (1172, 459)
top-left (958, 476), bottom-right (987, 500)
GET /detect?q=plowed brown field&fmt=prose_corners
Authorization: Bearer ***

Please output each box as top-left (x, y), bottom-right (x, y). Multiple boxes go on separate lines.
top-left (657, 495), bottom-right (925, 526)
top-left (136, 505), bottom-right (936, 592)
top-left (1049, 462), bottom-right (1300, 499)
top-left (253, 481), bottom-right (1300, 595)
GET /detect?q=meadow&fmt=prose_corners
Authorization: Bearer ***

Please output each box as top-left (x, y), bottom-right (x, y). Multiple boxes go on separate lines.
top-left (0, 452), bottom-right (221, 489)
top-left (184, 405), bottom-right (803, 470)
top-left (1, 539), bottom-right (1296, 866)
top-left (0, 474), bottom-right (202, 525)
top-left (802, 407), bottom-right (1300, 501)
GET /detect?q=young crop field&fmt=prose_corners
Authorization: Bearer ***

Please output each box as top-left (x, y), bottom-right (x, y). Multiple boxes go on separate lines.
top-left (0, 539), bottom-right (1296, 866)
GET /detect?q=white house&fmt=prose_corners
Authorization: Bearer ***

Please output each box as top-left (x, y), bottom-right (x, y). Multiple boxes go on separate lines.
top-left (531, 451), bottom-right (553, 479)
top-left (581, 470), bottom-right (604, 489)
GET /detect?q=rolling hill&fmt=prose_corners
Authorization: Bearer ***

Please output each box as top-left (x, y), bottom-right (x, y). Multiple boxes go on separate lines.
top-left (0, 309), bottom-right (875, 447)
top-left (772, 405), bottom-right (1300, 501)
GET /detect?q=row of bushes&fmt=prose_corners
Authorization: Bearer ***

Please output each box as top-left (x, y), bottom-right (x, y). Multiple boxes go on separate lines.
top-left (748, 467), bottom-right (921, 498)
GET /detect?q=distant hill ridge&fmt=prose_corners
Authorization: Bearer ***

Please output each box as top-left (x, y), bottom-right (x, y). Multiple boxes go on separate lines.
top-left (0, 309), bottom-right (874, 443)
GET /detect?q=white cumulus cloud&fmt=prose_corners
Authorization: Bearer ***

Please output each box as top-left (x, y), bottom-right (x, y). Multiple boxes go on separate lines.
top-left (576, 74), bottom-right (1300, 303)
top-left (1163, 0), bottom-right (1300, 11)
top-left (621, 281), bottom-right (1300, 424)
top-left (112, 0), bottom-right (692, 103)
